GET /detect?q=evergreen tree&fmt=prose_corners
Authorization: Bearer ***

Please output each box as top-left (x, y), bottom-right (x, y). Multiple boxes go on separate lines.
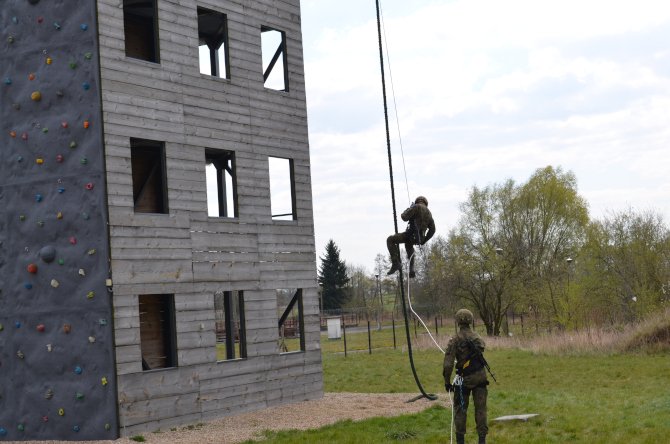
top-left (318, 239), bottom-right (349, 310)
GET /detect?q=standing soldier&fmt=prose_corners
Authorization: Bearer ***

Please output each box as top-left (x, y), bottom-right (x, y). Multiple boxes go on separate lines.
top-left (443, 309), bottom-right (489, 444)
top-left (386, 196), bottom-right (435, 278)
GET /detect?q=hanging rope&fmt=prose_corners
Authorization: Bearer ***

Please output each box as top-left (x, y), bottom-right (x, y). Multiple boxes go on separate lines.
top-left (375, 0), bottom-right (437, 402)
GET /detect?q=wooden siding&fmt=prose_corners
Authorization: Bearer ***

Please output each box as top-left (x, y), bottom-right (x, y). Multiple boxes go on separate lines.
top-left (97, 0), bottom-right (322, 434)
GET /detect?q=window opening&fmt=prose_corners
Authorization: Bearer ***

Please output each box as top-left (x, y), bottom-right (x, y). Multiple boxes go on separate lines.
top-left (139, 294), bottom-right (177, 370)
top-left (261, 26), bottom-right (288, 91)
top-left (130, 138), bottom-right (168, 214)
top-left (214, 291), bottom-right (247, 360)
top-left (198, 7), bottom-right (230, 78)
top-left (277, 289), bottom-right (304, 353)
top-left (123, 0), bottom-right (160, 63)
top-left (269, 156), bottom-right (296, 220)
top-left (206, 149), bottom-right (237, 217)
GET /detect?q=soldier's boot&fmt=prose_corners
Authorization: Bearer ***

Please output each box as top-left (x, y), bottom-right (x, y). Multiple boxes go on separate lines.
top-left (456, 433), bottom-right (465, 444)
top-left (478, 434), bottom-right (486, 444)
top-left (408, 270), bottom-right (416, 278)
top-left (387, 261), bottom-right (401, 275)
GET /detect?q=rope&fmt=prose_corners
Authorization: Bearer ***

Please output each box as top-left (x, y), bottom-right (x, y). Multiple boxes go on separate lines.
top-left (405, 251), bottom-right (445, 354)
top-left (379, 2), bottom-right (411, 205)
top-left (376, 0), bottom-right (436, 402)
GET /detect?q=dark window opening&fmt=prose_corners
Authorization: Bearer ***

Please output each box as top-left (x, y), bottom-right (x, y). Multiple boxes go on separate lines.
top-left (123, 0), bottom-right (160, 63)
top-left (139, 294), bottom-right (177, 370)
top-left (206, 149), bottom-right (237, 218)
top-left (277, 289), bottom-right (304, 353)
top-left (214, 290), bottom-right (247, 361)
top-left (269, 156), bottom-right (296, 220)
top-left (131, 138), bottom-right (168, 214)
top-left (261, 26), bottom-right (288, 91)
top-left (198, 7), bottom-right (230, 78)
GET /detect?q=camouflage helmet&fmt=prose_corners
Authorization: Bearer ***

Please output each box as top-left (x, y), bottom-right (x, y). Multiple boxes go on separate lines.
top-left (415, 196), bottom-right (428, 206)
top-left (455, 309), bottom-right (474, 326)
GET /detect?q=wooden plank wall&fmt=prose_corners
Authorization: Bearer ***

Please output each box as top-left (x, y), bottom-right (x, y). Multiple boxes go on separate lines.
top-left (96, 0), bottom-right (322, 434)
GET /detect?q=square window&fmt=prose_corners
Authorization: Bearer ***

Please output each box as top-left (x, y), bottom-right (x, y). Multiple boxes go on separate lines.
top-left (261, 26), bottom-right (288, 91)
top-left (277, 289), bottom-right (304, 353)
top-left (206, 149), bottom-right (237, 218)
top-left (139, 294), bottom-right (177, 370)
top-left (130, 138), bottom-right (168, 214)
top-left (214, 291), bottom-right (247, 361)
top-left (123, 0), bottom-right (160, 63)
top-left (269, 157), bottom-right (296, 220)
top-left (198, 7), bottom-right (230, 78)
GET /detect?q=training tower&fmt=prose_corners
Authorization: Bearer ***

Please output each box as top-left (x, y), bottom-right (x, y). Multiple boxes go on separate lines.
top-left (0, 0), bottom-right (321, 440)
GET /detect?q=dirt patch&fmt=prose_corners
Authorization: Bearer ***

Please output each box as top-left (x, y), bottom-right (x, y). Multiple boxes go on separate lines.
top-left (17, 393), bottom-right (450, 444)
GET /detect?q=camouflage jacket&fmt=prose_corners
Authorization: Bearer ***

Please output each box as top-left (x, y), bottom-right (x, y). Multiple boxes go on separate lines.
top-left (443, 326), bottom-right (488, 389)
top-left (401, 203), bottom-right (435, 244)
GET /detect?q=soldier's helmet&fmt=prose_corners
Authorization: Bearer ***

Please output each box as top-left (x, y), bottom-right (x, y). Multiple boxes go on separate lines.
top-left (415, 196), bottom-right (428, 206)
top-left (455, 309), bottom-right (474, 326)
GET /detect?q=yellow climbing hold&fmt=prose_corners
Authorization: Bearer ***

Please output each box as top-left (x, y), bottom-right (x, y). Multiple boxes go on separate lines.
top-left (31, 91), bottom-right (42, 101)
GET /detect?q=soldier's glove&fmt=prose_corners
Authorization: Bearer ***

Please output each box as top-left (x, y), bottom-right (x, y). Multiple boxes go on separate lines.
top-left (445, 383), bottom-right (454, 392)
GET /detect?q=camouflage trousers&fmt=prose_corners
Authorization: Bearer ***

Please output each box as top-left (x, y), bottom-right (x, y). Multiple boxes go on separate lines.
top-left (386, 232), bottom-right (416, 273)
top-left (454, 384), bottom-right (488, 437)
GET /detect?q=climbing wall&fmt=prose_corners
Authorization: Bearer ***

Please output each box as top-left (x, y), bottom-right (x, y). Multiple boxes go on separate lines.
top-left (0, 0), bottom-right (119, 440)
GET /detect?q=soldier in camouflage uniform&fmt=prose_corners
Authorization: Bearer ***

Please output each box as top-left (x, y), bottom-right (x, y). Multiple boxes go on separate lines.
top-left (443, 309), bottom-right (489, 444)
top-left (386, 196), bottom-right (435, 278)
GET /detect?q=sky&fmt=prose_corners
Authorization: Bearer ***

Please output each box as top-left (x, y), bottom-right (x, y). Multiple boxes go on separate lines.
top-left (300, 0), bottom-right (670, 271)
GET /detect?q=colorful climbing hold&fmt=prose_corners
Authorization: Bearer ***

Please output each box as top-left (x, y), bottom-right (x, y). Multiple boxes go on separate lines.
top-left (74, 366), bottom-right (82, 375)
top-left (87, 249), bottom-right (97, 255)
top-left (45, 389), bottom-right (54, 399)
top-left (82, 212), bottom-right (90, 220)
top-left (73, 425), bottom-right (80, 432)
top-left (75, 392), bottom-right (85, 400)
top-left (17, 350), bottom-right (24, 359)
top-left (46, 57), bottom-right (53, 65)
top-left (53, 22), bottom-right (61, 30)
top-left (69, 61), bottom-right (77, 70)
top-left (37, 16), bottom-right (44, 24)
top-left (57, 212), bottom-right (63, 220)
top-left (21, 132), bottom-right (28, 141)
top-left (79, 268), bottom-right (86, 277)
top-left (42, 416), bottom-right (49, 422)
top-left (17, 156), bottom-right (24, 163)
top-left (36, 157), bottom-right (44, 165)
top-left (61, 121), bottom-right (68, 128)
top-left (88, 336), bottom-right (96, 343)
top-left (37, 221), bottom-right (45, 227)
top-left (101, 377), bottom-right (108, 386)
top-left (56, 154), bottom-right (64, 163)
top-left (40, 246), bottom-right (56, 262)
top-left (80, 157), bottom-right (88, 165)
top-left (9, 130), bottom-right (16, 138)
top-left (70, 141), bottom-right (77, 148)
top-left (35, 194), bottom-right (43, 202)
top-left (58, 258), bottom-right (65, 265)
top-left (69, 236), bottom-right (77, 245)
top-left (58, 408), bottom-right (65, 416)
top-left (31, 91), bottom-right (42, 101)
top-left (99, 319), bottom-right (107, 326)
top-left (63, 324), bottom-right (71, 334)
top-left (36, 324), bottom-right (45, 332)
top-left (17, 424), bottom-right (25, 432)
top-left (82, 82), bottom-right (91, 90)
top-left (85, 182), bottom-right (94, 190)
top-left (24, 282), bottom-right (32, 289)
top-left (27, 263), bottom-right (38, 274)
top-left (7, 35), bottom-right (15, 44)
top-left (51, 279), bottom-right (60, 288)
top-left (105, 423), bottom-right (111, 431)
top-left (0, 323), bottom-right (4, 331)
top-left (84, 52), bottom-right (93, 60)
top-left (86, 291), bottom-right (95, 299)
top-left (28, 73), bottom-right (36, 81)
top-left (46, 344), bottom-right (52, 352)
top-left (4, 78), bottom-right (11, 85)
top-left (0, 428), bottom-right (6, 436)
top-left (83, 120), bottom-right (90, 129)
top-left (58, 187), bottom-right (65, 193)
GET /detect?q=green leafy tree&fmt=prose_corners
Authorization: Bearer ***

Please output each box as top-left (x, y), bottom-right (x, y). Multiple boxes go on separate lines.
top-left (318, 239), bottom-right (349, 310)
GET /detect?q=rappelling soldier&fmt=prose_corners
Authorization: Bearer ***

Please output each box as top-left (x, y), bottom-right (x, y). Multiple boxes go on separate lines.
top-left (443, 309), bottom-right (489, 444)
top-left (386, 195), bottom-right (435, 278)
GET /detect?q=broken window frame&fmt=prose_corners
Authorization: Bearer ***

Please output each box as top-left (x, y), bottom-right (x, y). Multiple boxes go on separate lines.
top-left (214, 290), bottom-right (247, 361)
top-left (130, 138), bottom-right (169, 214)
top-left (268, 156), bottom-right (297, 221)
top-left (197, 7), bottom-right (230, 79)
top-left (277, 289), bottom-right (305, 353)
top-left (261, 26), bottom-right (289, 92)
top-left (205, 149), bottom-right (238, 218)
top-left (123, 0), bottom-right (161, 63)
top-left (139, 294), bottom-right (177, 371)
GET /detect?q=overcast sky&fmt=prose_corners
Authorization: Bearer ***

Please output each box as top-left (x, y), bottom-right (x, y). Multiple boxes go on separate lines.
top-left (300, 0), bottom-right (670, 271)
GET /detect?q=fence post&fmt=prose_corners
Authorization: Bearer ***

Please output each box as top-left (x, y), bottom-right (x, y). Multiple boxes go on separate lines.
top-left (392, 316), bottom-right (397, 349)
top-left (342, 316), bottom-right (348, 357)
top-left (367, 320), bottom-right (372, 354)
top-left (434, 316), bottom-right (439, 335)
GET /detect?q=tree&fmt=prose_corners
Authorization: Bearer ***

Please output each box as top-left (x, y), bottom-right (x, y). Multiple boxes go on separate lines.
top-left (318, 239), bottom-right (349, 310)
top-left (447, 166), bottom-right (589, 335)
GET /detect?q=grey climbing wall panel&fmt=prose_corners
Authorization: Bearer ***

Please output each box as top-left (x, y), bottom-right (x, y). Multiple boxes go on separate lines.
top-left (0, 0), bottom-right (119, 440)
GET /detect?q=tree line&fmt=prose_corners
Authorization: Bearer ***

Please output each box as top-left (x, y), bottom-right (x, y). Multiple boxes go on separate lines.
top-left (319, 166), bottom-right (670, 336)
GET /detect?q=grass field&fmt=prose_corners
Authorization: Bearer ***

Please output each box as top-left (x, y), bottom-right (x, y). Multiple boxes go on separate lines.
top-left (247, 322), bottom-right (670, 443)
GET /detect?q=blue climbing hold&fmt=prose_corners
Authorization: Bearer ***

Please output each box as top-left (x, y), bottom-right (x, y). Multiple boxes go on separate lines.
top-left (81, 24), bottom-right (88, 31)
top-left (4, 78), bottom-right (11, 85)
top-left (82, 82), bottom-right (91, 90)
top-left (0, 427), bottom-right (6, 436)
top-left (15, 321), bottom-right (21, 328)
top-left (24, 282), bottom-right (32, 289)
top-left (74, 366), bottom-right (83, 375)
top-left (35, 194), bottom-right (43, 202)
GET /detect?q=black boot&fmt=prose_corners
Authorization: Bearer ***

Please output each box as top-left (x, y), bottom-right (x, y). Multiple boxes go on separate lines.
top-left (478, 434), bottom-right (486, 444)
top-left (456, 433), bottom-right (465, 444)
top-left (387, 262), bottom-right (400, 275)
top-left (409, 270), bottom-right (416, 278)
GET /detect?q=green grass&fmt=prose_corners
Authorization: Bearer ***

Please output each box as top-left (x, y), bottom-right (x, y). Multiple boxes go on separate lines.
top-left (250, 340), bottom-right (670, 443)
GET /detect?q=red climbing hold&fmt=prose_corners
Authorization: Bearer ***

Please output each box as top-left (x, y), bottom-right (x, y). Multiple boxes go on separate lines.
top-left (27, 263), bottom-right (38, 274)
